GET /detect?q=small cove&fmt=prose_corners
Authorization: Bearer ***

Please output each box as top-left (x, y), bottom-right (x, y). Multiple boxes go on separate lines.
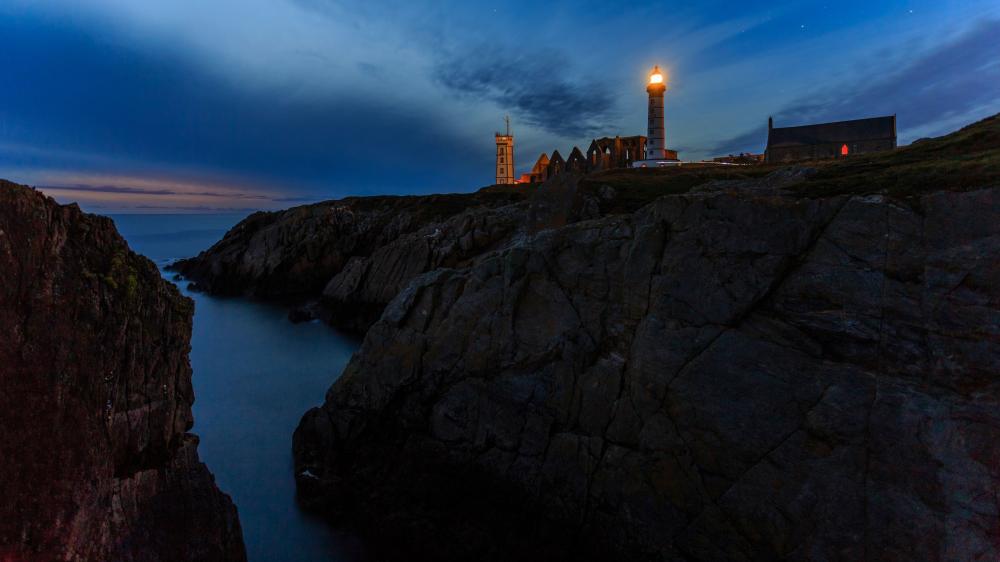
top-left (112, 214), bottom-right (368, 562)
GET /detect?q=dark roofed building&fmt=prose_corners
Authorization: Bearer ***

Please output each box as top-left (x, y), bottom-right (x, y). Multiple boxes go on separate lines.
top-left (766, 115), bottom-right (897, 163)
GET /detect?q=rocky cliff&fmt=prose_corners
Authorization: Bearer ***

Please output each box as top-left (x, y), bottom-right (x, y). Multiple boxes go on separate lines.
top-left (0, 181), bottom-right (246, 561)
top-left (172, 167), bottom-right (774, 334)
top-left (170, 187), bottom-right (531, 306)
top-left (293, 116), bottom-right (1000, 560)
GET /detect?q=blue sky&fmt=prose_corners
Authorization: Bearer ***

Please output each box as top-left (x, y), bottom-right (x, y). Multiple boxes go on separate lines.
top-left (1, 0), bottom-right (998, 212)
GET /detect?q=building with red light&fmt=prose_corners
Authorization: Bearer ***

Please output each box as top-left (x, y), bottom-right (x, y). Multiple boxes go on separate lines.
top-left (765, 115), bottom-right (897, 163)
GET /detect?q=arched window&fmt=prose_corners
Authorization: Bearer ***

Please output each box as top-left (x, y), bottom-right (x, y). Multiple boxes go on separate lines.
top-left (841, 144), bottom-right (849, 156)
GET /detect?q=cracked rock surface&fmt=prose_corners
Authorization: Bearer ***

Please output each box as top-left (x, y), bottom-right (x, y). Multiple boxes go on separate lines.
top-left (294, 184), bottom-right (1000, 561)
top-left (0, 181), bottom-right (246, 561)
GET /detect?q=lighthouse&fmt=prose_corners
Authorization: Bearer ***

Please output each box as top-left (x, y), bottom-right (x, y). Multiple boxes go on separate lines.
top-left (646, 66), bottom-right (667, 160)
top-left (633, 65), bottom-right (679, 167)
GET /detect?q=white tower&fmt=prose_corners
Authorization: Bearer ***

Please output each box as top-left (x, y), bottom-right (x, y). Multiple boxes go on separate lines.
top-left (495, 116), bottom-right (515, 185)
top-left (645, 66), bottom-right (667, 160)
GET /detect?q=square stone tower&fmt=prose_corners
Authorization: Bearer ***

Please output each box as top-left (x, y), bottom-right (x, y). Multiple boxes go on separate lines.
top-left (495, 116), bottom-right (515, 185)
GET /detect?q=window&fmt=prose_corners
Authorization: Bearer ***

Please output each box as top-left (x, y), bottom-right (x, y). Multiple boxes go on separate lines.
top-left (841, 144), bottom-right (849, 156)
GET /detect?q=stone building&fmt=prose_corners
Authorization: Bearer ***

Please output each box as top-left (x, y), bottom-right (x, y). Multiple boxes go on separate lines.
top-left (546, 150), bottom-right (566, 178)
top-left (566, 147), bottom-right (588, 174)
top-left (526, 133), bottom-right (673, 183)
top-left (765, 115), bottom-right (897, 163)
top-left (495, 116), bottom-right (515, 185)
top-left (587, 136), bottom-right (649, 170)
top-left (518, 153), bottom-right (549, 183)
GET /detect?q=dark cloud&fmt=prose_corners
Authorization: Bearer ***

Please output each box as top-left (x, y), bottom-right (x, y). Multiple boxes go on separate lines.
top-left (709, 19), bottom-right (1000, 155)
top-left (707, 127), bottom-right (770, 157)
top-left (41, 184), bottom-right (272, 200)
top-left (0, 13), bottom-right (488, 197)
top-left (434, 46), bottom-right (618, 138)
top-left (128, 205), bottom-right (263, 213)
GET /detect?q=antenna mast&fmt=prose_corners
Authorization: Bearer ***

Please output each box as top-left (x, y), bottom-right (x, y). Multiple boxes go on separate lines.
top-left (505, 115), bottom-right (511, 136)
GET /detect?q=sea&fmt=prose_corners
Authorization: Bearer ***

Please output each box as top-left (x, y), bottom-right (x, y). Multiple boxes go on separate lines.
top-left (110, 214), bottom-right (369, 562)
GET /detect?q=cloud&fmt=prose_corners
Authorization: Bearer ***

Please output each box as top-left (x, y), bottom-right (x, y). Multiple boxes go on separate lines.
top-left (39, 184), bottom-right (275, 200)
top-left (434, 46), bottom-right (619, 139)
top-left (127, 205), bottom-right (262, 212)
top-left (708, 19), bottom-right (1000, 155)
top-left (0, 6), bottom-right (490, 202)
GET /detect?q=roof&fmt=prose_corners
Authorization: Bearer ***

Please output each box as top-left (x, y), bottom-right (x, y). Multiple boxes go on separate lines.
top-left (768, 116), bottom-right (896, 148)
top-left (530, 153), bottom-right (549, 174)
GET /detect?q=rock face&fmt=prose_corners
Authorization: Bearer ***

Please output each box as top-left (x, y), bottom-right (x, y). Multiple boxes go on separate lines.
top-left (319, 198), bottom-right (531, 333)
top-left (0, 181), bottom-right (245, 561)
top-left (171, 189), bottom-right (530, 302)
top-left (294, 183), bottom-right (1000, 560)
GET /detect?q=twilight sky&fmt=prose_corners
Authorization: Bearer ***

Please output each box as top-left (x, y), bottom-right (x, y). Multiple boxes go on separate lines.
top-left (1, 0), bottom-right (999, 212)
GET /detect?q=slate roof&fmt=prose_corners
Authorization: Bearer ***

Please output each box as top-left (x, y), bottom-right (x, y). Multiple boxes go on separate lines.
top-left (767, 116), bottom-right (896, 148)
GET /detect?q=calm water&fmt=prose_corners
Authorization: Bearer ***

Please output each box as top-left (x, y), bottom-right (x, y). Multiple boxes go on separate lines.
top-left (111, 214), bottom-right (368, 562)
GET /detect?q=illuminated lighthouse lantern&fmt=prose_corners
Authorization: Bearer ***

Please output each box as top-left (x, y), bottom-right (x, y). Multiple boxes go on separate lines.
top-left (633, 65), bottom-right (679, 167)
top-left (646, 66), bottom-right (667, 160)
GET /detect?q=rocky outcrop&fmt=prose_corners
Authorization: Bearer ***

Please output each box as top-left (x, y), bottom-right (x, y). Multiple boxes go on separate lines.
top-left (319, 200), bottom-right (530, 333)
top-left (170, 188), bottom-right (531, 301)
top-left (294, 181), bottom-right (1000, 560)
top-left (0, 181), bottom-right (245, 561)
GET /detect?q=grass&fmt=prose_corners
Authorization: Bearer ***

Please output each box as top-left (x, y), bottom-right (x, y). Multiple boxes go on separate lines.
top-left (579, 164), bottom-right (779, 214)
top-left (791, 113), bottom-right (1000, 198)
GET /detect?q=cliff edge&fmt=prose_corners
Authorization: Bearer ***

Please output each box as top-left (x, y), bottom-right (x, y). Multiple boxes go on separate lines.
top-left (0, 181), bottom-right (246, 561)
top-left (294, 115), bottom-right (1000, 560)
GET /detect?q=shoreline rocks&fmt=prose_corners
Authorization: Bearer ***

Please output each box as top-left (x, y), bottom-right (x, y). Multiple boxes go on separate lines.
top-left (0, 180), bottom-right (246, 561)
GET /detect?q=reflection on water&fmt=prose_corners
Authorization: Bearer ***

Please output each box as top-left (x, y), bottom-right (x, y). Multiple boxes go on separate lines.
top-left (112, 214), bottom-right (367, 562)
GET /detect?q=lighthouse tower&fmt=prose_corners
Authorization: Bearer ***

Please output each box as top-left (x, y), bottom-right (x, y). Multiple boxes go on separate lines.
top-left (632, 65), bottom-right (680, 167)
top-left (645, 66), bottom-right (667, 160)
top-left (495, 116), bottom-right (515, 185)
